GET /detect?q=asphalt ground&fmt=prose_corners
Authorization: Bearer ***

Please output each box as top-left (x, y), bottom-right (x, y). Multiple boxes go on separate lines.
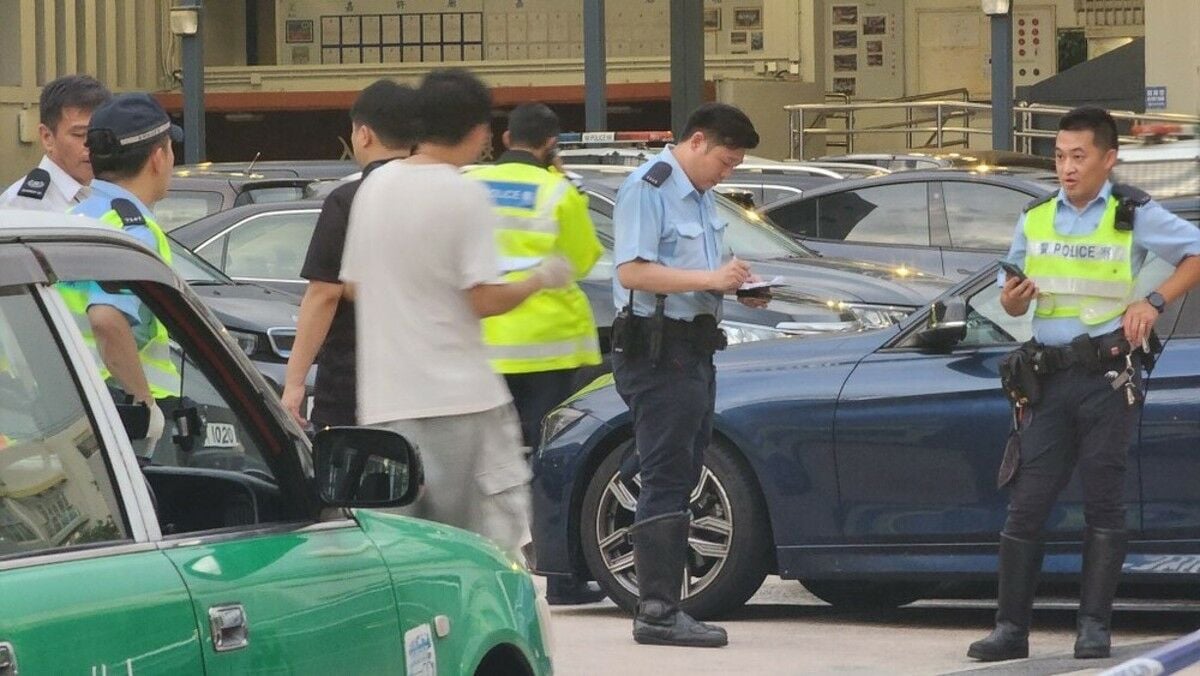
top-left (539, 576), bottom-right (1200, 676)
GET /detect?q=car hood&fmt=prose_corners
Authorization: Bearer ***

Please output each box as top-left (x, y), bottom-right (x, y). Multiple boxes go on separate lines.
top-left (746, 256), bottom-right (950, 307)
top-left (188, 282), bottom-right (300, 332)
top-left (565, 326), bottom-right (897, 422)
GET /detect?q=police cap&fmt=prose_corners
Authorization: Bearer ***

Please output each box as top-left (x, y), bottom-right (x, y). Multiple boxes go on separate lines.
top-left (86, 92), bottom-right (183, 156)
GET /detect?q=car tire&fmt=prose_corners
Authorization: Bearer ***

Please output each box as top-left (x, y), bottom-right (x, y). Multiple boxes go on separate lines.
top-left (579, 438), bottom-right (771, 620)
top-left (800, 580), bottom-right (928, 610)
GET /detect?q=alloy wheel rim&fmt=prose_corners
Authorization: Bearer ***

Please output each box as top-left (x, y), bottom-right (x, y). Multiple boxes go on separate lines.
top-left (593, 465), bottom-right (734, 599)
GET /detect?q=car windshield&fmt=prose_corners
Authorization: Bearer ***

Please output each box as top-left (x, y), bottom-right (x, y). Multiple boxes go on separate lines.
top-left (167, 237), bottom-right (233, 285)
top-left (585, 182), bottom-right (817, 260)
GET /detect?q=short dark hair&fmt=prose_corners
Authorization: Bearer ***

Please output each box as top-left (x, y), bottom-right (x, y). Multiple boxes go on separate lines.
top-left (1059, 106), bottom-right (1119, 151)
top-left (91, 135), bottom-right (168, 182)
top-left (681, 103), bottom-right (759, 150)
top-left (40, 74), bottom-right (111, 131)
top-left (417, 69), bottom-right (492, 146)
top-left (350, 79), bottom-right (422, 150)
top-left (507, 103), bottom-right (560, 147)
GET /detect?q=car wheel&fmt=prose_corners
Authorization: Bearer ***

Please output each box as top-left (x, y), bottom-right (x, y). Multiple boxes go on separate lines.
top-left (580, 438), bottom-right (771, 620)
top-left (800, 580), bottom-right (928, 610)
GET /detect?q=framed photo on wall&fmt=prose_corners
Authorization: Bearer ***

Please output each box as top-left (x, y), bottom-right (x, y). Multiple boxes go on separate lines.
top-left (286, 19), bottom-right (314, 44)
top-left (733, 8), bottom-right (762, 30)
top-left (704, 8), bottom-right (721, 31)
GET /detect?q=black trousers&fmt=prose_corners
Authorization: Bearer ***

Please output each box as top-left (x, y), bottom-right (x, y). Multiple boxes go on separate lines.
top-left (612, 336), bottom-right (716, 523)
top-left (504, 368), bottom-right (581, 450)
top-left (1004, 359), bottom-right (1142, 539)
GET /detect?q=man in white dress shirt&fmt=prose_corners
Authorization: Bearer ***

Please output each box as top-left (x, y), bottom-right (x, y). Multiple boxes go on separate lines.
top-left (0, 75), bottom-right (112, 212)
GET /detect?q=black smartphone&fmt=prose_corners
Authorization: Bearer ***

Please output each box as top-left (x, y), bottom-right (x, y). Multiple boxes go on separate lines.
top-left (998, 260), bottom-right (1027, 281)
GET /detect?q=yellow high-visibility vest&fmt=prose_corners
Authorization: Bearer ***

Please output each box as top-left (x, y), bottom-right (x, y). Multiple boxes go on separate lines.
top-left (57, 204), bottom-right (181, 398)
top-left (468, 161), bottom-right (603, 374)
top-left (1023, 195), bottom-right (1133, 325)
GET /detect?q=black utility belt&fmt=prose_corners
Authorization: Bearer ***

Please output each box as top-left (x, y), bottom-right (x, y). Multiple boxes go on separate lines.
top-left (999, 329), bottom-right (1159, 407)
top-left (611, 311), bottom-right (727, 360)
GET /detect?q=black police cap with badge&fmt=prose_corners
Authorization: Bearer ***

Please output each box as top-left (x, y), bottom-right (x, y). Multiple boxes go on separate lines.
top-left (85, 92), bottom-right (183, 158)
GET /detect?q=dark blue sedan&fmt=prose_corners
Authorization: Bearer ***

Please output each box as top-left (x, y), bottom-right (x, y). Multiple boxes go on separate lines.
top-left (530, 256), bottom-right (1200, 619)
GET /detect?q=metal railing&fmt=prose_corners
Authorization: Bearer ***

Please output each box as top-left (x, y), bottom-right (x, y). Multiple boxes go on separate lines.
top-left (785, 99), bottom-right (1200, 160)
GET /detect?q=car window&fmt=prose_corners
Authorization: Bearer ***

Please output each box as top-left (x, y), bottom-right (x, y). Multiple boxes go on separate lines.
top-left (167, 239), bottom-right (232, 285)
top-left (587, 207), bottom-right (615, 281)
top-left (213, 212), bottom-right (319, 281)
top-left (155, 191), bottom-right (224, 232)
top-left (817, 184), bottom-right (930, 245)
top-left (766, 198), bottom-right (819, 238)
top-left (943, 182), bottom-right (1034, 250)
top-left (234, 186), bottom-right (308, 207)
top-left (0, 287), bottom-right (130, 557)
top-left (91, 283), bottom-right (289, 535)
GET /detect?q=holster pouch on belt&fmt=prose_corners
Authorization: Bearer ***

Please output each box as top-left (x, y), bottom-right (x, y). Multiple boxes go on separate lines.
top-left (690, 314), bottom-right (728, 355)
top-left (999, 343), bottom-right (1042, 407)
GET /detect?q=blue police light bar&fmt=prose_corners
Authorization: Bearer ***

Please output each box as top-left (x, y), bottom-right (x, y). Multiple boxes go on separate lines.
top-left (558, 131), bottom-right (673, 146)
top-left (1101, 628), bottom-right (1200, 676)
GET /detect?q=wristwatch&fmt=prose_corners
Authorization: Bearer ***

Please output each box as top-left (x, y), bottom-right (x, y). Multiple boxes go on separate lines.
top-left (1145, 291), bottom-right (1166, 314)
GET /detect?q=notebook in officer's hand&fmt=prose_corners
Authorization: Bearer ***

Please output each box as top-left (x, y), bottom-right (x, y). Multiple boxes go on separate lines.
top-left (738, 276), bottom-right (784, 291)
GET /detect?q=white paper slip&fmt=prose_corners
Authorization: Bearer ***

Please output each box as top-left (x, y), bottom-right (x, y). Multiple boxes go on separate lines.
top-left (739, 275), bottom-right (785, 290)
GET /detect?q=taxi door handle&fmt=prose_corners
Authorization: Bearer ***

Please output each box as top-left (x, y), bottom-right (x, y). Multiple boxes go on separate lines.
top-left (0, 641), bottom-right (18, 676)
top-left (208, 604), bottom-right (249, 652)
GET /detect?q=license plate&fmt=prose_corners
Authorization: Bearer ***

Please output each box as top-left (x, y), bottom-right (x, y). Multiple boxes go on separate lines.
top-left (204, 422), bottom-right (238, 448)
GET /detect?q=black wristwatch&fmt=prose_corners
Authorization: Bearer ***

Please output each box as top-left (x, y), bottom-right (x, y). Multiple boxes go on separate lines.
top-left (1145, 291), bottom-right (1166, 314)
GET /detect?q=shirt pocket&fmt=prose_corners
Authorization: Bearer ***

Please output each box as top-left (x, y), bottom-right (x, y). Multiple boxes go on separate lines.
top-left (664, 220), bottom-right (710, 269)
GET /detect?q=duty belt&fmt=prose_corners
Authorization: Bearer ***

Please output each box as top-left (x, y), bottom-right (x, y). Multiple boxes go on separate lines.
top-left (1030, 329), bottom-right (1138, 376)
top-left (627, 314), bottom-right (727, 352)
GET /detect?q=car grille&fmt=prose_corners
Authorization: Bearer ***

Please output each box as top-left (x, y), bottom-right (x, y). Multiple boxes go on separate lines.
top-left (266, 327), bottom-right (295, 359)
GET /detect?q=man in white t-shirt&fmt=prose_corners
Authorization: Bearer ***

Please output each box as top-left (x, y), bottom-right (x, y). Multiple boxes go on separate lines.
top-left (341, 69), bottom-right (572, 554)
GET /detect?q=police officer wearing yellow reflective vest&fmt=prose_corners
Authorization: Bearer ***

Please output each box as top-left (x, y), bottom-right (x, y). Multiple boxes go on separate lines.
top-left (61, 93), bottom-right (185, 455)
top-left (468, 103), bottom-right (605, 605)
top-left (969, 107), bottom-right (1200, 662)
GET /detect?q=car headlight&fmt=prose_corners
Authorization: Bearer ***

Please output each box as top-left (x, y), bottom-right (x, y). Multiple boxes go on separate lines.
top-left (720, 319), bottom-right (861, 346)
top-left (837, 303), bottom-right (910, 329)
top-left (225, 329), bottom-right (262, 357)
top-left (539, 406), bottom-right (586, 449)
top-left (720, 320), bottom-right (794, 345)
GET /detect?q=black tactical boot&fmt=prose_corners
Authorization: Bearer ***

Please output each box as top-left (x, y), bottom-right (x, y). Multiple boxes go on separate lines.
top-left (968, 533), bottom-right (1045, 661)
top-left (546, 576), bottom-right (607, 605)
top-left (1075, 527), bottom-right (1128, 659)
top-left (629, 511), bottom-right (727, 648)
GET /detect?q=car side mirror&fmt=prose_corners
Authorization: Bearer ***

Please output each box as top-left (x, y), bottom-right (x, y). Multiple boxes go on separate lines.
top-left (719, 188), bottom-right (757, 209)
top-left (313, 427), bottom-right (422, 508)
top-left (915, 297), bottom-right (968, 350)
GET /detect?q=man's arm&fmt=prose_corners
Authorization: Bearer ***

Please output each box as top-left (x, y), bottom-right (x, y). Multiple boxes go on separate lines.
top-left (555, 188), bottom-right (603, 278)
top-left (1122, 203), bottom-right (1200, 343)
top-left (617, 258), bottom-right (750, 295)
top-left (87, 304), bottom-right (152, 403)
top-left (466, 276), bottom-right (544, 318)
top-left (281, 281), bottom-right (342, 423)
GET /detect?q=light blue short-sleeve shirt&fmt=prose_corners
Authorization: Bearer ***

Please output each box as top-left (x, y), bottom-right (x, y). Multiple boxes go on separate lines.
top-left (69, 180), bottom-right (162, 345)
top-left (1001, 180), bottom-right (1200, 346)
top-left (612, 147), bottom-right (727, 320)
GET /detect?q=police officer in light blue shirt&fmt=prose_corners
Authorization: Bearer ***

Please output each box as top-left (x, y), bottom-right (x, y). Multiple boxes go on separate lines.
top-left (609, 104), bottom-right (763, 649)
top-left (970, 107), bottom-right (1200, 663)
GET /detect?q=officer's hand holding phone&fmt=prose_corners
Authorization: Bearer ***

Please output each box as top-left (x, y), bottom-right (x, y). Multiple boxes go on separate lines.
top-left (999, 260), bottom-right (1038, 317)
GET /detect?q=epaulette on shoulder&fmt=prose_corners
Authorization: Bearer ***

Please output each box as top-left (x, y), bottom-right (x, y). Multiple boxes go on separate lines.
top-left (640, 161), bottom-right (672, 188)
top-left (110, 198), bottom-right (146, 226)
top-left (1022, 193), bottom-right (1055, 213)
top-left (16, 168), bottom-right (50, 200)
top-left (1111, 183), bottom-right (1151, 206)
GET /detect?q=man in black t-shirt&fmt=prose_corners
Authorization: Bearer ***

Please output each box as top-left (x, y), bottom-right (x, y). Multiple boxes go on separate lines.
top-left (281, 80), bottom-right (420, 429)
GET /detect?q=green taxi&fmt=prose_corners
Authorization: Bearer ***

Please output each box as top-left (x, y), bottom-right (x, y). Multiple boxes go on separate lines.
top-left (0, 211), bottom-right (552, 675)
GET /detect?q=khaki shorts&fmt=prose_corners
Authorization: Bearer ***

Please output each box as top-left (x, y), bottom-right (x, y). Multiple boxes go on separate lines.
top-left (379, 403), bottom-right (531, 555)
